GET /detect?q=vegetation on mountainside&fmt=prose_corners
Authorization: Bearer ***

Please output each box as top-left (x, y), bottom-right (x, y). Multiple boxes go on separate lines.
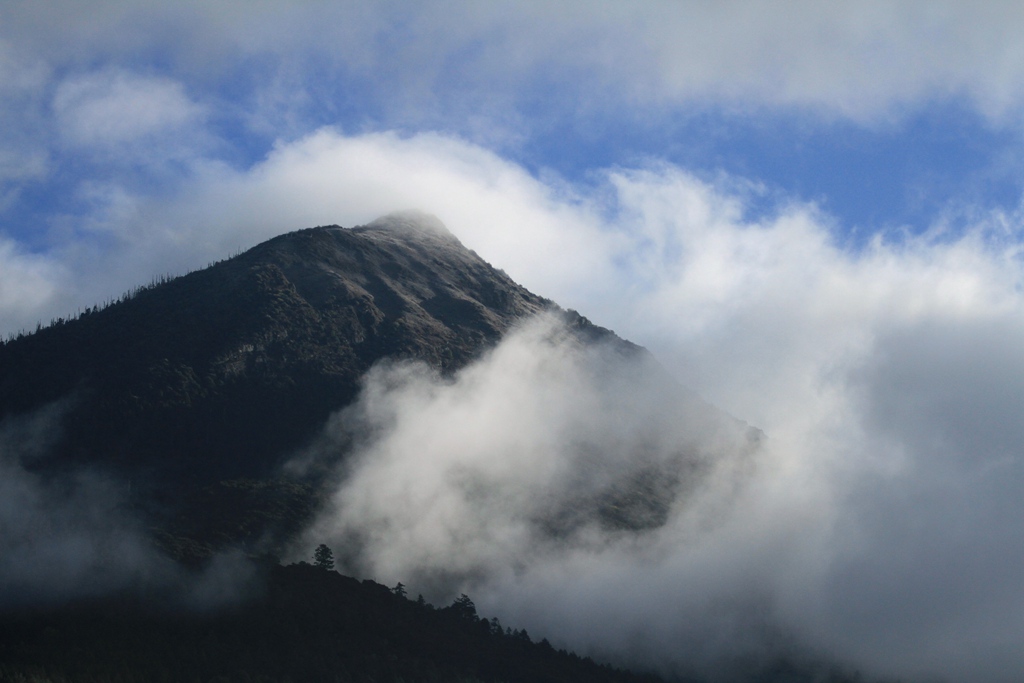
top-left (0, 561), bottom-right (664, 683)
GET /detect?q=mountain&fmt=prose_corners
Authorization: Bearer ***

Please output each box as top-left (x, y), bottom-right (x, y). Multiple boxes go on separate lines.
top-left (0, 211), bottom-right (649, 561)
top-left (0, 212), bottom-right (879, 683)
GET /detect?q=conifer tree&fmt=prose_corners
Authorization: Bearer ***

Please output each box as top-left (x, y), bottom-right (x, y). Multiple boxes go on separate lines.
top-left (313, 544), bottom-right (335, 570)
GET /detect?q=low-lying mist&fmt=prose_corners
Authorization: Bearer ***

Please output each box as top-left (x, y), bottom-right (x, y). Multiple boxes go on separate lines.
top-left (0, 406), bottom-right (256, 611)
top-left (296, 312), bottom-right (1024, 683)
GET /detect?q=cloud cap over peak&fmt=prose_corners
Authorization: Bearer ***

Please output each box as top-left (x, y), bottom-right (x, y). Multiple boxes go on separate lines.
top-left (363, 209), bottom-right (459, 242)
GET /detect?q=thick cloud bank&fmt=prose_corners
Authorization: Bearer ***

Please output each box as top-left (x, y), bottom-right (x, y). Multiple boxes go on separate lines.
top-left (298, 313), bottom-right (765, 672)
top-left (299, 279), bottom-right (1024, 683)
top-left (300, 315), bottom-right (758, 583)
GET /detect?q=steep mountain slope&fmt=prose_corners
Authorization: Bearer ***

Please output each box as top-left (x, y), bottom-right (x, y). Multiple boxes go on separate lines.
top-left (0, 212), bottom-right (647, 558)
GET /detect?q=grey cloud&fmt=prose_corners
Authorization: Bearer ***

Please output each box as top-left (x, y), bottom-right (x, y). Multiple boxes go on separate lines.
top-left (858, 318), bottom-right (1024, 463)
top-left (0, 240), bottom-right (58, 337)
top-left (7, 2), bottom-right (1024, 123)
top-left (0, 39), bottom-right (50, 202)
top-left (0, 465), bottom-right (158, 607)
top-left (817, 318), bottom-right (1024, 681)
top-left (0, 3), bottom-right (1021, 678)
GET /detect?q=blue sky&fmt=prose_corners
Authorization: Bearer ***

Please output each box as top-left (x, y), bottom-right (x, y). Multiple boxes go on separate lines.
top-left (2, 2), bottom-right (1023, 363)
top-left (4, 2), bottom-right (1024, 299)
top-left (2, 3), bottom-right (1024, 681)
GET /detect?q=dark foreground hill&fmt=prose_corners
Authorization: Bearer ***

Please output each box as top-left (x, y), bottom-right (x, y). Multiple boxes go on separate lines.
top-left (0, 212), bottom-right (641, 560)
top-left (0, 561), bottom-right (870, 683)
top-left (0, 562), bottom-right (665, 683)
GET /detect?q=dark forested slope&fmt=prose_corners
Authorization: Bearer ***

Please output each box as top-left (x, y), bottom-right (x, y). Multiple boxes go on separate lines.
top-left (0, 562), bottom-right (666, 683)
top-left (1, 213), bottom-right (553, 478)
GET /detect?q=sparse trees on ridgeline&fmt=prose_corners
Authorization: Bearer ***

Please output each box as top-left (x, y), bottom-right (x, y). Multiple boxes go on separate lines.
top-left (450, 593), bottom-right (477, 620)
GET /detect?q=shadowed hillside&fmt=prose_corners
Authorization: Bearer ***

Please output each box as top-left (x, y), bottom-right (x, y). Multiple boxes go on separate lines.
top-left (0, 561), bottom-right (669, 683)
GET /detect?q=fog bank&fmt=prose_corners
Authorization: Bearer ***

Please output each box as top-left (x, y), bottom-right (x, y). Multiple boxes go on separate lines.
top-left (299, 310), bottom-right (1024, 683)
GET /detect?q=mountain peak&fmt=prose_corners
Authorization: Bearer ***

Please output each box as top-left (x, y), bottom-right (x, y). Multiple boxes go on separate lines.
top-left (358, 210), bottom-right (459, 243)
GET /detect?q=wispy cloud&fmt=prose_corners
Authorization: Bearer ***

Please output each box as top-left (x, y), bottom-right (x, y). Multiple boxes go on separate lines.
top-left (0, 238), bottom-right (61, 333)
top-left (53, 69), bottom-right (205, 151)
top-left (0, 403), bottom-right (163, 606)
top-left (0, 404), bottom-right (258, 610)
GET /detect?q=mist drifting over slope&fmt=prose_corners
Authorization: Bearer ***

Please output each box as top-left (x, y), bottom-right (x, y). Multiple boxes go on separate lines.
top-left (0, 405), bottom-right (257, 611)
top-left (299, 314), bottom-right (758, 583)
top-left (299, 300), bottom-right (1024, 683)
top-left (0, 405), bottom-right (159, 606)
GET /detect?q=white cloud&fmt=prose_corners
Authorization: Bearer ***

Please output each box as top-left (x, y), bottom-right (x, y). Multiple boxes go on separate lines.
top-left (0, 239), bottom-right (61, 335)
top-left (283, 174), bottom-right (1024, 680)
top-left (301, 314), bottom-right (755, 585)
top-left (603, 167), bottom-right (1024, 429)
top-left (0, 39), bottom-right (50, 200)
top-left (57, 128), bottom-right (618, 314)
top-left (53, 69), bottom-right (204, 149)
